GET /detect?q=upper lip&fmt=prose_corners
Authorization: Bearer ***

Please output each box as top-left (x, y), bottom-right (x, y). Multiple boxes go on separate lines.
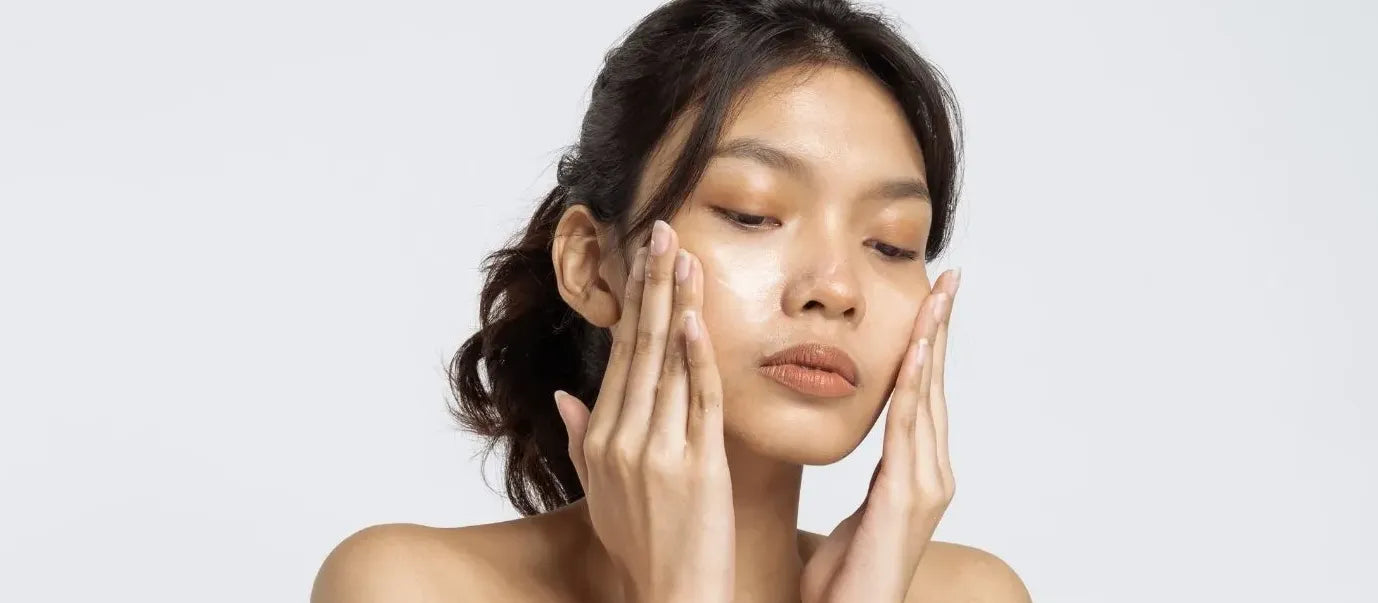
top-left (759, 343), bottom-right (859, 386)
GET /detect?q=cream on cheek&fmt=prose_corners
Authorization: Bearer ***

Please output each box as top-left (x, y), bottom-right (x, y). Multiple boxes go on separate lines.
top-left (696, 237), bottom-right (787, 356)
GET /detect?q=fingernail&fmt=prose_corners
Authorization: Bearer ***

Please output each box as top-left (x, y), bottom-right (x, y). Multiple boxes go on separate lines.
top-left (650, 220), bottom-right (670, 255)
top-left (684, 310), bottom-right (700, 341)
top-left (933, 293), bottom-right (949, 318)
top-left (674, 249), bottom-right (690, 283)
top-left (953, 267), bottom-right (962, 289)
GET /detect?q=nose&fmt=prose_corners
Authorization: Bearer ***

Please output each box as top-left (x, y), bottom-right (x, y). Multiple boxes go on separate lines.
top-left (781, 235), bottom-right (865, 325)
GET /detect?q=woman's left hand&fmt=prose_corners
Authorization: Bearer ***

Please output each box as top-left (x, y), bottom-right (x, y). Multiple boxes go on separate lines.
top-left (800, 268), bottom-right (961, 603)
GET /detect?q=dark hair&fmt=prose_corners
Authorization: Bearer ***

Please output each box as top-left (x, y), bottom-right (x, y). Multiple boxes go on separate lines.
top-left (447, 0), bottom-right (964, 516)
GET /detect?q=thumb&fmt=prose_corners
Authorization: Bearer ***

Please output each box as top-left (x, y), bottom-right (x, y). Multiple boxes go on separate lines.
top-left (553, 390), bottom-right (590, 490)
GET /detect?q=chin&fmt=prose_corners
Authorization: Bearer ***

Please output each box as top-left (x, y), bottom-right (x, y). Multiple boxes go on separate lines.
top-left (721, 385), bottom-right (877, 466)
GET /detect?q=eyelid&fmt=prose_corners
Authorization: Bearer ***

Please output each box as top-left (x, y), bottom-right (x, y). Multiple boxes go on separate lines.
top-left (712, 205), bottom-right (921, 261)
top-left (871, 240), bottom-right (921, 261)
top-left (711, 206), bottom-right (778, 228)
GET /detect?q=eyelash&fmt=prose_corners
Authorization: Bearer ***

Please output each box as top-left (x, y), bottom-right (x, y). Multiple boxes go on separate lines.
top-left (711, 207), bottom-right (921, 262)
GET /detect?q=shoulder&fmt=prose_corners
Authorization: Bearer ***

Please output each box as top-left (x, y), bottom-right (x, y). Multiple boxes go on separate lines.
top-left (309, 523), bottom-right (487, 603)
top-left (907, 541), bottom-right (1031, 603)
top-left (797, 532), bottom-right (1030, 603)
top-left (310, 520), bottom-right (559, 603)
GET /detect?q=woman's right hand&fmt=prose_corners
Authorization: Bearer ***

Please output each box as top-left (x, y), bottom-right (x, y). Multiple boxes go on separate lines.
top-left (553, 219), bottom-right (735, 603)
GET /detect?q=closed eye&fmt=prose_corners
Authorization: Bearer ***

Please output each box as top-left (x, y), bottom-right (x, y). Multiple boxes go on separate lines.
top-left (711, 206), bottom-right (921, 262)
top-left (870, 240), bottom-right (921, 261)
top-left (712, 207), bottom-right (779, 229)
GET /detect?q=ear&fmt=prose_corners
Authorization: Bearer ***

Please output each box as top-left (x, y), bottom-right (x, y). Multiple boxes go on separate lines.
top-left (551, 204), bottom-right (623, 328)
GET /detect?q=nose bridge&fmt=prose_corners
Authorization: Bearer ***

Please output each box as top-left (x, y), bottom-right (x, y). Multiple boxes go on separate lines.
top-left (783, 212), bottom-right (864, 322)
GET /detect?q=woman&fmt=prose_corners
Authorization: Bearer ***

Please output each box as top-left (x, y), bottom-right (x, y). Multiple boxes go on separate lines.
top-left (313, 0), bottom-right (1031, 601)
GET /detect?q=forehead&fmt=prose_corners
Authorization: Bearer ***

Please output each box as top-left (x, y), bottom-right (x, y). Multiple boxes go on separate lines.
top-left (724, 63), bottom-right (927, 175)
top-left (638, 63), bottom-right (928, 203)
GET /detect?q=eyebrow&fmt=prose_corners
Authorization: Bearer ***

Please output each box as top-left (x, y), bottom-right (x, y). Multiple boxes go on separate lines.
top-left (710, 136), bottom-right (931, 205)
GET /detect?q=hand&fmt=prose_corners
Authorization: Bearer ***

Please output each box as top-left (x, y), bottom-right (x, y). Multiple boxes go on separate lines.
top-left (799, 269), bottom-right (961, 603)
top-left (553, 220), bottom-right (735, 603)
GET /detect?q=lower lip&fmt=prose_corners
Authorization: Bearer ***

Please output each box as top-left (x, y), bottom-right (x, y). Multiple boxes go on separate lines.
top-left (758, 364), bottom-right (856, 398)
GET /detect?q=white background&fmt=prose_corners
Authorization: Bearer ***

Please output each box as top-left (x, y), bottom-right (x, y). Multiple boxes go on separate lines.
top-left (2, 0), bottom-right (1374, 601)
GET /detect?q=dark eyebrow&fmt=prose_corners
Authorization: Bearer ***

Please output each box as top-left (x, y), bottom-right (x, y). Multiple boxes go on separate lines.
top-left (711, 137), bottom-right (811, 181)
top-left (710, 136), bottom-right (930, 205)
top-left (864, 178), bottom-right (931, 205)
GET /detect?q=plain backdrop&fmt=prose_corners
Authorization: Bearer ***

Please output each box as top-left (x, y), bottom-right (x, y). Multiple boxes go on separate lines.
top-left (2, 0), bottom-right (1374, 601)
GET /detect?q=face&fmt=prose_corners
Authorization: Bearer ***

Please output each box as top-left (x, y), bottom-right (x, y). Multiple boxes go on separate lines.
top-left (562, 63), bottom-right (935, 465)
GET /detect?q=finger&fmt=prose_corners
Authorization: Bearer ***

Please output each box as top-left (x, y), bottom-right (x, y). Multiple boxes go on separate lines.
top-left (614, 220), bottom-right (679, 444)
top-left (931, 269), bottom-right (960, 490)
top-left (585, 245), bottom-right (648, 444)
top-left (648, 248), bottom-right (696, 447)
top-left (914, 298), bottom-right (942, 487)
top-left (553, 390), bottom-right (591, 489)
top-left (881, 289), bottom-right (944, 473)
top-left (929, 269), bottom-right (960, 400)
top-left (683, 269), bottom-right (725, 453)
top-left (881, 337), bottom-right (922, 474)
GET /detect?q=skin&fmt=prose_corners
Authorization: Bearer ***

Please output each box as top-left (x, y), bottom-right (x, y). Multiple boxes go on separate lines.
top-left (312, 64), bottom-right (1032, 603)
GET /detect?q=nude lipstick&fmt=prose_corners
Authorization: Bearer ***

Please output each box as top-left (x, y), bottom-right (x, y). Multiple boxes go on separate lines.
top-left (757, 343), bottom-right (859, 398)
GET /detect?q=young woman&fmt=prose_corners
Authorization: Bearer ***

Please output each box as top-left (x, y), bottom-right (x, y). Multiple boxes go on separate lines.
top-left (313, 1), bottom-right (1031, 601)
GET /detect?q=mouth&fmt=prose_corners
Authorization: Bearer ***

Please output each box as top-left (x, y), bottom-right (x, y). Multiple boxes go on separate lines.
top-left (757, 343), bottom-right (859, 399)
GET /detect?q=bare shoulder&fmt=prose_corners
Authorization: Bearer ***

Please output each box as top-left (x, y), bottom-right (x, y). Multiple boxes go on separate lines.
top-left (798, 532), bottom-right (1030, 603)
top-left (311, 515), bottom-right (579, 603)
top-left (309, 522), bottom-right (498, 603)
top-left (907, 541), bottom-right (1031, 603)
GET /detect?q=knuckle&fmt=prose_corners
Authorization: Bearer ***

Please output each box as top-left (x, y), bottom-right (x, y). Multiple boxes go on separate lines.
top-left (916, 476), bottom-right (946, 500)
top-left (606, 439), bottom-right (640, 470)
top-left (695, 388), bottom-right (722, 411)
top-left (892, 406), bottom-right (917, 426)
top-left (892, 375), bottom-right (914, 393)
top-left (673, 285), bottom-right (692, 309)
top-left (634, 328), bottom-right (661, 354)
top-left (641, 445), bottom-right (681, 477)
top-left (687, 389), bottom-right (703, 411)
top-left (607, 337), bottom-right (633, 363)
top-left (686, 347), bottom-right (712, 369)
top-left (687, 389), bottom-right (708, 411)
top-left (643, 263), bottom-right (671, 286)
top-left (661, 349), bottom-right (686, 376)
top-left (582, 438), bottom-right (607, 463)
top-left (912, 402), bottom-right (932, 421)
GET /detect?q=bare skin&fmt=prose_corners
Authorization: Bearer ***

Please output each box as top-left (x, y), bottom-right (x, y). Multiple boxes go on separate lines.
top-left (311, 518), bottom-right (1027, 602)
top-left (313, 64), bottom-right (1031, 603)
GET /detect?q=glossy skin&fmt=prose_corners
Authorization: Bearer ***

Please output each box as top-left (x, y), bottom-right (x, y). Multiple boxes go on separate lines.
top-left (311, 64), bottom-right (1031, 603)
top-left (629, 65), bottom-right (938, 468)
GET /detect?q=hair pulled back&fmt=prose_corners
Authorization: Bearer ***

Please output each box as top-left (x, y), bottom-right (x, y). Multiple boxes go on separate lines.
top-left (448, 0), bottom-right (963, 515)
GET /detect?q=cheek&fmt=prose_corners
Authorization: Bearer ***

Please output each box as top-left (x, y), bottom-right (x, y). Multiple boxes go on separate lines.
top-left (863, 280), bottom-right (928, 382)
top-left (696, 241), bottom-right (786, 366)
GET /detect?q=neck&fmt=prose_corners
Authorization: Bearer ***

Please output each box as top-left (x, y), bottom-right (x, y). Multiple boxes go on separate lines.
top-left (571, 434), bottom-right (808, 603)
top-left (721, 433), bottom-right (807, 603)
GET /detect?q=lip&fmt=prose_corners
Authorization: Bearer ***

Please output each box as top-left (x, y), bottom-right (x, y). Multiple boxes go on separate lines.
top-left (758, 343), bottom-right (859, 398)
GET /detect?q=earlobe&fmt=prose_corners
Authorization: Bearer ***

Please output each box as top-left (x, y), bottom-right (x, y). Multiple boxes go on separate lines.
top-left (551, 205), bottom-right (621, 328)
